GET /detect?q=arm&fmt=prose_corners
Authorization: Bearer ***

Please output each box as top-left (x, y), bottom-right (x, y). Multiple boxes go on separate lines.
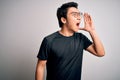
top-left (87, 30), bottom-right (105, 57)
top-left (80, 13), bottom-right (105, 57)
top-left (35, 59), bottom-right (47, 80)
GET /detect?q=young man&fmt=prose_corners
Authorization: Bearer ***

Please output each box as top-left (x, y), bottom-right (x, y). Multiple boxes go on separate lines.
top-left (36, 2), bottom-right (105, 80)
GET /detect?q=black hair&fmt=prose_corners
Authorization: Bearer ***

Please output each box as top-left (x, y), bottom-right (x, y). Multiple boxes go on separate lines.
top-left (57, 2), bottom-right (78, 28)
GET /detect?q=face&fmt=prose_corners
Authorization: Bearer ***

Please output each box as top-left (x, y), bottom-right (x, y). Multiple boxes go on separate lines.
top-left (65, 7), bottom-right (82, 32)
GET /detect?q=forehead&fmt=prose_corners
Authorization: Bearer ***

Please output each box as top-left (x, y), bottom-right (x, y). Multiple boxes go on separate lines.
top-left (67, 7), bottom-right (80, 13)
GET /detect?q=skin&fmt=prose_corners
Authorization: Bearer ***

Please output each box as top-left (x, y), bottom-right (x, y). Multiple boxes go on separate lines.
top-left (35, 7), bottom-right (105, 80)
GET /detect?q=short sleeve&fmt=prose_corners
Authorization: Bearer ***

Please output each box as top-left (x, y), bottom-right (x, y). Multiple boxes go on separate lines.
top-left (37, 38), bottom-right (49, 60)
top-left (82, 34), bottom-right (92, 50)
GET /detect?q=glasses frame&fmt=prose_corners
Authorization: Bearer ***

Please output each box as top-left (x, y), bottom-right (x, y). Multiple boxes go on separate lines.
top-left (70, 12), bottom-right (83, 18)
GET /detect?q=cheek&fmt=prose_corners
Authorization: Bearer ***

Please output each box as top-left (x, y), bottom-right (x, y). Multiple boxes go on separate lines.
top-left (67, 18), bottom-right (76, 25)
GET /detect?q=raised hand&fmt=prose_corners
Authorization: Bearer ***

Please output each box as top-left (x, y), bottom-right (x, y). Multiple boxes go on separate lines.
top-left (80, 13), bottom-right (95, 32)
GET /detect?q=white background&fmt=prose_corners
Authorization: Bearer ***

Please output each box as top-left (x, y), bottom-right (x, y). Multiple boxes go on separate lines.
top-left (0, 0), bottom-right (120, 80)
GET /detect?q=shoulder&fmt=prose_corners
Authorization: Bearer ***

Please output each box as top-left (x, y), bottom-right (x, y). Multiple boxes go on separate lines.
top-left (74, 32), bottom-right (86, 38)
top-left (43, 31), bottom-right (59, 43)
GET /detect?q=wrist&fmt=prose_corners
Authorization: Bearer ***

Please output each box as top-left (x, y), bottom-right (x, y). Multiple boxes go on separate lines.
top-left (88, 29), bottom-right (96, 34)
top-left (86, 25), bottom-right (95, 33)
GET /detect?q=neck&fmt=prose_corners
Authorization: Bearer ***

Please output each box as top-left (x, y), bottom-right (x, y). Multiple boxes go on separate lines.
top-left (59, 26), bottom-right (74, 37)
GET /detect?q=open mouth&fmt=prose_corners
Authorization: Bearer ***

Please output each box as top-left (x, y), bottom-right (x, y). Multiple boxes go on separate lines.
top-left (76, 23), bottom-right (80, 27)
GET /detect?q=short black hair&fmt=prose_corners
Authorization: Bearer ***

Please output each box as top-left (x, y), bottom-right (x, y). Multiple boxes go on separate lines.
top-left (57, 2), bottom-right (78, 28)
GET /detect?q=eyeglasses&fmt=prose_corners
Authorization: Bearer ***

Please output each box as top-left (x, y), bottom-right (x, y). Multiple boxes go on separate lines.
top-left (70, 12), bottom-right (83, 18)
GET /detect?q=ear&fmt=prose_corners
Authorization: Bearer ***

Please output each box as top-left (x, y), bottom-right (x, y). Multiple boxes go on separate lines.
top-left (61, 17), bottom-right (66, 24)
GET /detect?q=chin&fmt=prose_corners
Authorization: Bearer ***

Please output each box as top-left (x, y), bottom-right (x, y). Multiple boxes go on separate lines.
top-left (74, 29), bottom-right (79, 32)
top-left (71, 28), bottom-right (79, 33)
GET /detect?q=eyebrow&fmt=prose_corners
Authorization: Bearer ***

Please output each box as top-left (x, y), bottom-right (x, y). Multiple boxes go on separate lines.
top-left (70, 12), bottom-right (80, 13)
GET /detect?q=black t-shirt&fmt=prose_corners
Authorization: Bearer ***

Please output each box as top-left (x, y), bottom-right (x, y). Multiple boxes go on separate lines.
top-left (37, 31), bottom-right (92, 80)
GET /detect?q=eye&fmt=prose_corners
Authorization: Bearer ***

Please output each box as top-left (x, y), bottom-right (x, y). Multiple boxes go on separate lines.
top-left (73, 13), bottom-right (77, 17)
top-left (72, 13), bottom-right (78, 17)
top-left (71, 12), bottom-right (82, 18)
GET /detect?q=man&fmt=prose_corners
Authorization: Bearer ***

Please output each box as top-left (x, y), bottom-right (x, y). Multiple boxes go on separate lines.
top-left (36, 2), bottom-right (105, 80)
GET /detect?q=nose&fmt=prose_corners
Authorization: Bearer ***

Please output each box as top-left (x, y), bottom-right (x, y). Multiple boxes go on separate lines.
top-left (78, 12), bottom-right (83, 20)
top-left (76, 16), bottom-right (81, 20)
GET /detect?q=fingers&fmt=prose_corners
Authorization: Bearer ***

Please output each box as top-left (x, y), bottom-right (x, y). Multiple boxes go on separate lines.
top-left (84, 13), bottom-right (93, 26)
top-left (84, 13), bottom-right (92, 23)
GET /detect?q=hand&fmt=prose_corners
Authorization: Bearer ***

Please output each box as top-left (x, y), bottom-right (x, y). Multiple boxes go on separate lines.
top-left (79, 13), bottom-right (95, 32)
